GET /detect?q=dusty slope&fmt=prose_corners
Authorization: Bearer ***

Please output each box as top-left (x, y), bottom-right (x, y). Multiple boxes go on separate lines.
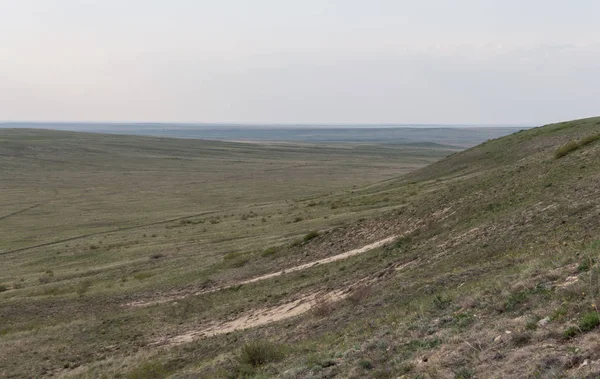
top-left (178, 117), bottom-right (600, 378)
top-left (2, 118), bottom-right (600, 378)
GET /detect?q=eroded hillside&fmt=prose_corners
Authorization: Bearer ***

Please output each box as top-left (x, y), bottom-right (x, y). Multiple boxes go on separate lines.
top-left (1, 118), bottom-right (600, 378)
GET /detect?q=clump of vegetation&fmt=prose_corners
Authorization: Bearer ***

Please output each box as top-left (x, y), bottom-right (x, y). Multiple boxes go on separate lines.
top-left (127, 361), bottom-right (169, 379)
top-left (303, 230), bottom-right (319, 242)
top-left (563, 312), bottom-right (600, 339)
top-left (578, 312), bottom-right (600, 332)
top-left (453, 367), bottom-right (474, 379)
top-left (76, 280), bottom-right (93, 297)
top-left (511, 331), bottom-right (532, 347)
top-left (358, 360), bottom-right (373, 370)
top-left (555, 134), bottom-right (600, 158)
top-left (238, 341), bottom-right (285, 367)
top-left (39, 275), bottom-right (52, 284)
top-left (554, 140), bottom-right (579, 158)
top-left (578, 133), bottom-right (600, 147)
top-left (312, 293), bottom-right (336, 317)
top-left (133, 272), bottom-right (153, 281)
top-left (261, 246), bottom-right (278, 257)
top-left (347, 285), bottom-right (371, 306)
top-left (149, 253), bottom-right (165, 260)
top-left (577, 260), bottom-right (590, 272)
top-left (433, 294), bottom-right (452, 310)
top-left (0, 284), bottom-right (8, 293)
top-left (563, 326), bottom-right (578, 339)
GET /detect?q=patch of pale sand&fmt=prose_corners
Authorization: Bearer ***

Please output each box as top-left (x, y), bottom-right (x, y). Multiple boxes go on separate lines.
top-left (395, 259), bottom-right (419, 271)
top-left (127, 235), bottom-right (398, 308)
top-left (556, 275), bottom-right (579, 288)
top-left (154, 289), bottom-right (348, 346)
top-left (238, 235), bottom-right (398, 286)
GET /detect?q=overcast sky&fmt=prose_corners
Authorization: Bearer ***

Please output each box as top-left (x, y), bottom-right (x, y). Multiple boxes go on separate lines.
top-left (1, 0), bottom-right (599, 125)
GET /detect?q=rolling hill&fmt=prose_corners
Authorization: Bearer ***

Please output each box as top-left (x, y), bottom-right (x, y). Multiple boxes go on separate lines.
top-left (1, 117), bottom-right (599, 378)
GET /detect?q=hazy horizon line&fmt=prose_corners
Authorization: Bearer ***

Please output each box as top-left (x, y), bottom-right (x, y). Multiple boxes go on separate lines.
top-left (0, 120), bottom-right (533, 129)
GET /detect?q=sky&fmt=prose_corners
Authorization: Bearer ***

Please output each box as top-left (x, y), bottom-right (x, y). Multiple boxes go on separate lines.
top-left (1, 0), bottom-right (599, 125)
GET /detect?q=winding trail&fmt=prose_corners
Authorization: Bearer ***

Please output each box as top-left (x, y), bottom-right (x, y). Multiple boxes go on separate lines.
top-left (154, 289), bottom-right (349, 346)
top-left (0, 202), bottom-right (44, 222)
top-left (0, 210), bottom-right (219, 256)
top-left (128, 235), bottom-right (398, 308)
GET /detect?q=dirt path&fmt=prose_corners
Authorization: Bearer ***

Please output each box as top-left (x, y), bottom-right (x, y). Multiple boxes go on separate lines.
top-left (153, 289), bottom-right (348, 346)
top-left (127, 235), bottom-right (398, 308)
top-left (238, 235), bottom-right (398, 285)
top-left (0, 210), bottom-right (220, 256)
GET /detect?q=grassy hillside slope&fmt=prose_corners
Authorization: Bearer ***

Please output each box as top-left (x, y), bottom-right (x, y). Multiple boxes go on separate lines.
top-left (1, 118), bottom-right (599, 378)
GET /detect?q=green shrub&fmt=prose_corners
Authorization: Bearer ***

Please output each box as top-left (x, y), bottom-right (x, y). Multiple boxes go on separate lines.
top-left (555, 140), bottom-right (579, 158)
top-left (303, 230), bottom-right (319, 242)
top-left (525, 317), bottom-right (539, 330)
top-left (577, 260), bottom-right (591, 272)
top-left (563, 326), bottom-right (578, 339)
top-left (358, 360), bottom-right (373, 370)
top-left (579, 134), bottom-right (600, 147)
top-left (433, 294), bottom-right (451, 310)
top-left (239, 341), bottom-right (285, 367)
top-left (579, 312), bottom-right (600, 332)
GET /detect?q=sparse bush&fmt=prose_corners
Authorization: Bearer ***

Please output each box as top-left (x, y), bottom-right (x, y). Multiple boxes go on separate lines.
top-left (358, 360), bottom-right (373, 370)
top-left (0, 284), bottom-right (8, 292)
top-left (238, 341), bottom-right (285, 367)
top-left (347, 285), bottom-right (371, 305)
top-left (76, 280), bottom-right (93, 297)
top-left (127, 361), bottom-right (168, 379)
top-left (223, 251), bottom-right (239, 260)
top-left (312, 293), bottom-right (336, 317)
top-left (89, 244), bottom-right (99, 250)
top-left (563, 326), bottom-right (578, 339)
top-left (511, 331), bottom-right (532, 346)
top-left (230, 258), bottom-right (249, 268)
top-left (133, 272), bottom-right (153, 280)
top-left (578, 133), bottom-right (600, 147)
top-left (303, 230), bottom-right (319, 242)
top-left (433, 294), bottom-right (451, 310)
top-left (579, 312), bottom-right (600, 332)
top-left (525, 317), bottom-right (539, 330)
top-left (554, 135), bottom-right (599, 159)
top-left (261, 247), bottom-right (278, 257)
top-left (554, 140), bottom-right (579, 159)
top-left (454, 367), bottom-right (474, 379)
top-left (293, 216), bottom-right (303, 223)
top-left (577, 257), bottom-right (594, 272)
